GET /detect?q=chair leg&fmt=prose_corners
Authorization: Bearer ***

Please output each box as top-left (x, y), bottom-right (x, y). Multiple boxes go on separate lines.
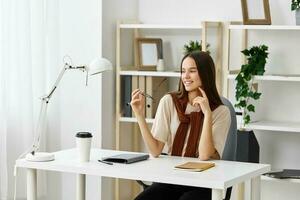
top-left (136, 180), bottom-right (149, 190)
top-left (224, 187), bottom-right (232, 200)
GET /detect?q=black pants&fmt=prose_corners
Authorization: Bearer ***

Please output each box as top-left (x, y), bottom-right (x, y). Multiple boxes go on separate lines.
top-left (134, 183), bottom-right (211, 200)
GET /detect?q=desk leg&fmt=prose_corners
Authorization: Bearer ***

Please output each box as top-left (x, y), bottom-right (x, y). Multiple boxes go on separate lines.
top-left (251, 176), bottom-right (261, 200)
top-left (27, 168), bottom-right (37, 200)
top-left (237, 182), bottom-right (245, 200)
top-left (77, 174), bottom-right (86, 200)
top-left (212, 189), bottom-right (222, 200)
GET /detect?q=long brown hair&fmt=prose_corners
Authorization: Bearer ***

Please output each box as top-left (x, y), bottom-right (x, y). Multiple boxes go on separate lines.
top-left (175, 51), bottom-right (223, 107)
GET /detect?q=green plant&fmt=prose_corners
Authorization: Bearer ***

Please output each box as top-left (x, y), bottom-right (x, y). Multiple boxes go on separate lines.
top-left (291, 0), bottom-right (300, 11)
top-left (235, 45), bottom-right (269, 128)
top-left (183, 40), bottom-right (210, 54)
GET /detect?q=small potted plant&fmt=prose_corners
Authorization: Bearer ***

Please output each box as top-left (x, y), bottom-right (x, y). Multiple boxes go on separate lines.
top-left (234, 45), bottom-right (269, 163)
top-left (291, 0), bottom-right (300, 25)
top-left (183, 40), bottom-right (210, 54)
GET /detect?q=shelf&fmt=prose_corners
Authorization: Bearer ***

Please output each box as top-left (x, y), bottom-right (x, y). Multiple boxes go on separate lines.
top-left (122, 119), bottom-right (300, 132)
top-left (228, 74), bottom-right (300, 82)
top-left (120, 70), bottom-right (180, 77)
top-left (229, 25), bottom-right (300, 30)
top-left (120, 117), bottom-right (154, 124)
top-left (261, 175), bottom-right (300, 184)
top-left (119, 23), bottom-right (203, 29)
top-left (239, 120), bottom-right (300, 133)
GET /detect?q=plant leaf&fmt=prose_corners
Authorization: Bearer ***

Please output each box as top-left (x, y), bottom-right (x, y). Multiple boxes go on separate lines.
top-left (253, 92), bottom-right (261, 100)
top-left (247, 104), bottom-right (255, 112)
top-left (244, 115), bottom-right (250, 125)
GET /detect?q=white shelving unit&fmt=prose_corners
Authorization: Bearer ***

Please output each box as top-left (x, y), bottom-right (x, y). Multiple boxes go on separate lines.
top-left (120, 70), bottom-right (180, 77)
top-left (224, 23), bottom-right (300, 131)
top-left (229, 25), bottom-right (300, 30)
top-left (123, 118), bottom-right (300, 133)
top-left (120, 23), bottom-right (204, 29)
top-left (223, 23), bottom-right (300, 186)
top-left (120, 117), bottom-right (155, 124)
top-left (241, 120), bottom-right (300, 133)
top-left (228, 74), bottom-right (300, 82)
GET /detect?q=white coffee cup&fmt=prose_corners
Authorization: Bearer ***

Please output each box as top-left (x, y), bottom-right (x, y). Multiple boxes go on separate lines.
top-left (76, 132), bottom-right (93, 162)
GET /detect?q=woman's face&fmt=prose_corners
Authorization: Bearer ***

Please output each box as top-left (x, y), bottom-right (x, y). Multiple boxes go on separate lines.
top-left (181, 57), bottom-right (202, 92)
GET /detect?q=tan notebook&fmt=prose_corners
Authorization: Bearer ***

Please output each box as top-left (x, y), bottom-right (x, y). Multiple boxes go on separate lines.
top-left (175, 162), bottom-right (215, 172)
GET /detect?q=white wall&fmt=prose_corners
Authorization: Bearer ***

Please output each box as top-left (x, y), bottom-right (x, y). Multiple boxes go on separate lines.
top-left (46, 0), bottom-right (103, 199)
top-left (139, 0), bottom-right (295, 25)
top-left (102, 1), bottom-right (139, 200)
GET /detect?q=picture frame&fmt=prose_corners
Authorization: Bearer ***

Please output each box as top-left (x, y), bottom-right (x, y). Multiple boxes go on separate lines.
top-left (135, 38), bottom-right (163, 71)
top-left (241, 0), bottom-right (271, 25)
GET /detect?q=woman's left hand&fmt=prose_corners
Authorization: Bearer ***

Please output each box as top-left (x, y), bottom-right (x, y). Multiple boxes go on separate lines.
top-left (192, 87), bottom-right (211, 116)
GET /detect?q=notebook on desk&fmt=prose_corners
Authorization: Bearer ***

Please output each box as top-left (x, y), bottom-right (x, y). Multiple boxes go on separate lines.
top-left (101, 153), bottom-right (149, 164)
top-left (174, 162), bottom-right (215, 172)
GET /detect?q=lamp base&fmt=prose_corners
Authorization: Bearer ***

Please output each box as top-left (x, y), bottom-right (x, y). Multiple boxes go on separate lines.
top-left (25, 152), bottom-right (55, 162)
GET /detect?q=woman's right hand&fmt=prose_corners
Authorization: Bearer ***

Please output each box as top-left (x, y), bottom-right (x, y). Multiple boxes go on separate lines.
top-left (130, 89), bottom-right (145, 117)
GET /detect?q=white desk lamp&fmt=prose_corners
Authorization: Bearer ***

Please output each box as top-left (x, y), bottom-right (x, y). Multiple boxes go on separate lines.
top-left (24, 57), bottom-right (112, 162)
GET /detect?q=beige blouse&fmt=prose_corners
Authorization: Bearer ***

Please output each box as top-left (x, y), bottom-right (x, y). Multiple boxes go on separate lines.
top-left (151, 94), bottom-right (231, 157)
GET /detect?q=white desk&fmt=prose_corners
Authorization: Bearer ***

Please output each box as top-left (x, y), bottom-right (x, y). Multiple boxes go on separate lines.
top-left (16, 148), bottom-right (270, 200)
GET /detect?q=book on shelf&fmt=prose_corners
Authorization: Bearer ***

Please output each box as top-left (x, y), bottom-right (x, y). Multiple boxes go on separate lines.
top-left (145, 77), bottom-right (168, 118)
top-left (138, 76), bottom-right (146, 117)
top-left (131, 76), bottom-right (139, 117)
top-left (174, 162), bottom-right (215, 172)
top-left (121, 76), bottom-right (132, 117)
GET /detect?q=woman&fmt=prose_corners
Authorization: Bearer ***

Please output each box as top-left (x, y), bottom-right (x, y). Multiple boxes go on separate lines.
top-left (131, 51), bottom-right (231, 200)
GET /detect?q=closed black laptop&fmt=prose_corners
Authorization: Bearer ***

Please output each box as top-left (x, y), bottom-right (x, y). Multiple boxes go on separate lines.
top-left (102, 153), bottom-right (149, 164)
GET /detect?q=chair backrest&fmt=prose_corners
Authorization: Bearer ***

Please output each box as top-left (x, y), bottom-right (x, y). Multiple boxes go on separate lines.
top-left (221, 96), bottom-right (237, 161)
top-left (220, 97), bottom-right (237, 200)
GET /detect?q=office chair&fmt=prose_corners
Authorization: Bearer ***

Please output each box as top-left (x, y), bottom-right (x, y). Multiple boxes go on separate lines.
top-left (136, 97), bottom-right (237, 200)
top-left (219, 96), bottom-right (238, 200)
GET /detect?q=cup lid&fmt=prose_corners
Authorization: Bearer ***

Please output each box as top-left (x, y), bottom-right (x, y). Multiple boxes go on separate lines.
top-left (76, 132), bottom-right (93, 138)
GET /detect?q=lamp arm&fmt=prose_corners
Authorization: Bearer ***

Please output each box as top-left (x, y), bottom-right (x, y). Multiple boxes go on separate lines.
top-left (45, 63), bottom-right (86, 101)
top-left (31, 99), bottom-right (48, 154)
top-left (30, 63), bottom-right (86, 154)
top-left (45, 63), bottom-right (69, 101)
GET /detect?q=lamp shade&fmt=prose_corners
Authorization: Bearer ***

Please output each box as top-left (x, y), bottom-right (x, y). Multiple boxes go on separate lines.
top-left (88, 57), bottom-right (112, 76)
